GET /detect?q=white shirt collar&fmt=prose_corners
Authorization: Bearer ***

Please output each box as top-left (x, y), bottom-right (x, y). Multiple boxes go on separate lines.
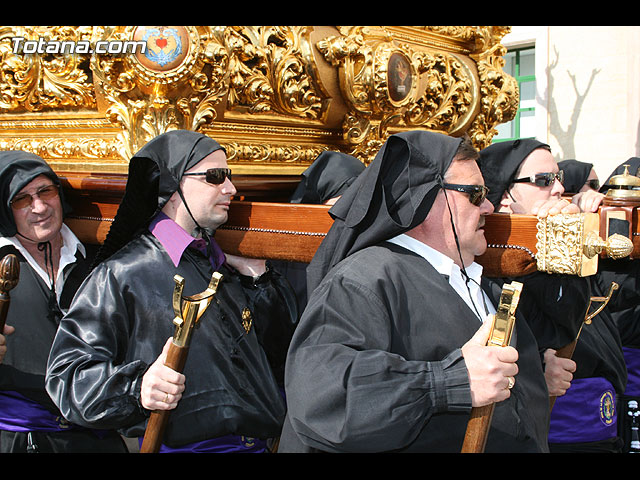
top-left (0, 223), bottom-right (86, 296)
top-left (387, 233), bottom-right (494, 320)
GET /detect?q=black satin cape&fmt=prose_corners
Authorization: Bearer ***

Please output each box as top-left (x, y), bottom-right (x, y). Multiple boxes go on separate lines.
top-left (280, 243), bottom-right (550, 452)
top-left (45, 130), bottom-right (297, 446)
top-left (478, 139), bottom-right (589, 352)
top-left (0, 243), bottom-right (95, 411)
top-left (46, 232), bottom-right (297, 445)
top-left (553, 159), bottom-right (627, 394)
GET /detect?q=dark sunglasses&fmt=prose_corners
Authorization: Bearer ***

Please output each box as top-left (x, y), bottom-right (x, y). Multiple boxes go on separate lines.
top-left (586, 179), bottom-right (600, 190)
top-left (512, 170), bottom-right (564, 187)
top-left (183, 167), bottom-right (232, 185)
top-left (10, 184), bottom-right (60, 209)
top-left (442, 183), bottom-right (489, 207)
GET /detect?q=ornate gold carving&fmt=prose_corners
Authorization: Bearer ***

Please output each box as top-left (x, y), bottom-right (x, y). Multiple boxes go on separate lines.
top-left (536, 213), bottom-right (633, 277)
top-left (222, 26), bottom-right (328, 121)
top-left (316, 26), bottom-right (483, 161)
top-left (91, 26), bottom-right (229, 159)
top-left (0, 26), bottom-right (96, 112)
top-left (467, 26), bottom-right (519, 150)
top-left (0, 26), bottom-right (517, 173)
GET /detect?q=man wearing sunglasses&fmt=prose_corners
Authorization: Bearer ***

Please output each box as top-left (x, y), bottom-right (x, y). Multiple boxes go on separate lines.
top-left (45, 130), bottom-right (297, 453)
top-left (0, 151), bottom-right (128, 453)
top-left (280, 132), bottom-right (551, 452)
top-left (479, 139), bottom-right (605, 449)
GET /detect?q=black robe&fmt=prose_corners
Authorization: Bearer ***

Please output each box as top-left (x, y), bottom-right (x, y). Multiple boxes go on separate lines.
top-left (279, 242), bottom-right (550, 453)
top-left (0, 242), bottom-right (94, 409)
top-left (0, 242), bottom-right (129, 452)
top-left (45, 231), bottom-right (297, 447)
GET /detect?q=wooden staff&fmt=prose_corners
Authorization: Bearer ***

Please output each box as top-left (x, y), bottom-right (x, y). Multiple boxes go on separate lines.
top-left (461, 281), bottom-right (523, 453)
top-left (548, 281), bottom-right (619, 411)
top-left (0, 253), bottom-right (20, 331)
top-left (139, 271), bottom-right (223, 453)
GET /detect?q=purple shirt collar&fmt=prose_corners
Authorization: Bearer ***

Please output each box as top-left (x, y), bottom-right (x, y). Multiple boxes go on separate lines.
top-left (149, 211), bottom-right (225, 269)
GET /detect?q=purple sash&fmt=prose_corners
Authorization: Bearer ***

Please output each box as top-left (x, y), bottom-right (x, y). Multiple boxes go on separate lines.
top-left (548, 377), bottom-right (617, 443)
top-left (0, 391), bottom-right (73, 432)
top-left (623, 347), bottom-right (640, 396)
top-left (138, 434), bottom-right (268, 453)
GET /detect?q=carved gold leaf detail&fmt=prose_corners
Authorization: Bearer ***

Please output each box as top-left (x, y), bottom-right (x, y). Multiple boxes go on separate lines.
top-left (0, 26), bottom-right (96, 112)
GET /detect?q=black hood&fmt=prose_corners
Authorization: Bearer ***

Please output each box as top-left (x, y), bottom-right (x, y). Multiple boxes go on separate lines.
top-left (306, 130), bottom-right (462, 292)
top-left (93, 130), bottom-right (225, 266)
top-left (0, 150), bottom-right (70, 237)
top-left (478, 139), bottom-right (551, 210)
top-left (290, 151), bottom-right (365, 204)
top-left (557, 159), bottom-right (593, 194)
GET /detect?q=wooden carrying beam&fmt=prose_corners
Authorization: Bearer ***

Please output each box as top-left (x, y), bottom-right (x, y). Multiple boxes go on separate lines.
top-left (59, 173), bottom-right (640, 278)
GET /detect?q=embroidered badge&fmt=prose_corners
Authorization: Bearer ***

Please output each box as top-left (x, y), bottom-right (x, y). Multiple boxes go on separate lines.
top-left (599, 390), bottom-right (615, 426)
top-left (241, 307), bottom-right (253, 334)
top-left (241, 436), bottom-right (256, 448)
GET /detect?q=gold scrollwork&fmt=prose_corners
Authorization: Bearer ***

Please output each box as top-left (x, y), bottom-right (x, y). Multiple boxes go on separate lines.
top-left (0, 26), bottom-right (518, 174)
top-left (468, 26), bottom-right (519, 150)
top-left (536, 213), bottom-right (633, 277)
top-left (0, 26), bottom-right (96, 112)
top-left (92, 26), bottom-right (229, 159)
top-left (222, 26), bottom-right (328, 121)
top-left (316, 26), bottom-right (481, 161)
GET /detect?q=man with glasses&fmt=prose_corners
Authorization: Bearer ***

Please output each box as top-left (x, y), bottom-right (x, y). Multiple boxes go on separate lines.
top-left (0, 151), bottom-right (128, 453)
top-left (478, 140), bottom-right (598, 443)
top-left (45, 130), bottom-right (297, 452)
top-left (279, 131), bottom-right (551, 452)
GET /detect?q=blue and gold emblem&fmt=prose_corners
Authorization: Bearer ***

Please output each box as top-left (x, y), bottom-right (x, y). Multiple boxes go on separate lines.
top-left (133, 26), bottom-right (190, 72)
top-left (599, 390), bottom-right (615, 426)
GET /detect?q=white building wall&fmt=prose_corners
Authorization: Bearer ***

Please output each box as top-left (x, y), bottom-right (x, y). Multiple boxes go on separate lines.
top-left (502, 26), bottom-right (640, 182)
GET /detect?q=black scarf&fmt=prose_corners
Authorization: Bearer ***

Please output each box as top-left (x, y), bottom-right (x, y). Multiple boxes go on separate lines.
top-left (557, 159), bottom-right (593, 194)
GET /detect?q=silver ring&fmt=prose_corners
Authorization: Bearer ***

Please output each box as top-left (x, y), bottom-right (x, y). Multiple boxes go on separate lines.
top-left (507, 376), bottom-right (515, 390)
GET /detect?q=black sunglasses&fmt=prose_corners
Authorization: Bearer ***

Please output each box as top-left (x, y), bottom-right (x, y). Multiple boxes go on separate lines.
top-left (10, 184), bottom-right (60, 209)
top-left (442, 183), bottom-right (489, 207)
top-left (586, 179), bottom-right (600, 190)
top-left (183, 167), bottom-right (232, 185)
top-left (512, 171), bottom-right (564, 187)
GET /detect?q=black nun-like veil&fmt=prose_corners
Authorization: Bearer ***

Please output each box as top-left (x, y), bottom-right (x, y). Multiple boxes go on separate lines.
top-left (557, 159), bottom-right (593, 194)
top-left (478, 138), bottom-right (551, 210)
top-left (306, 130), bottom-right (463, 293)
top-left (289, 151), bottom-right (365, 204)
top-left (93, 130), bottom-right (225, 268)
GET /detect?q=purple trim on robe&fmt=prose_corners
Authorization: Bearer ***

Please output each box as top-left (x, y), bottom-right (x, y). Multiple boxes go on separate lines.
top-left (137, 434), bottom-right (267, 453)
top-left (623, 347), bottom-right (640, 396)
top-left (0, 391), bottom-right (74, 432)
top-left (548, 377), bottom-right (618, 444)
top-left (149, 211), bottom-right (225, 270)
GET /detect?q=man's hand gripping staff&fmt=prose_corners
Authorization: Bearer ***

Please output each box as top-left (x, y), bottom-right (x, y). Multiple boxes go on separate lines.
top-left (140, 271), bottom-right (223, 454)
top-left (461, 281), bottom-right (523, 453)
